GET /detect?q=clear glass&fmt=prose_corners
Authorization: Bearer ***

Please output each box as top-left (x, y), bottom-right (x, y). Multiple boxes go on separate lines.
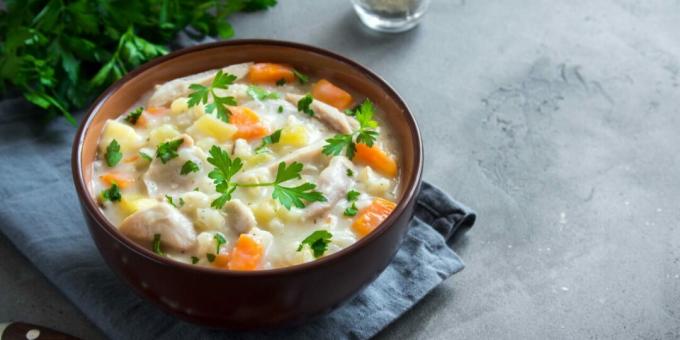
top-left (351, 0), bottom-right (431, 33)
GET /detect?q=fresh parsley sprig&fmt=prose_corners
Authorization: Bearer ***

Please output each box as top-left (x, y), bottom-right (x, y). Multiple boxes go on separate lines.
top-left (105, 139), bottom-right (123, 167)
top-left (322, 99), bottom-right (379, 159)
top-left (180, 160), bottom-right (200, 175)
top-left (156, 138), bottom-right (184, 164)
top-left (101, 183), bottom-right (122, 202)
top-left (247, 85), bottom-right (279, 101)
top-left (124, 107), bottom-right (144, 125)
top-left (255, 129), bottom-right (282, 154)
top-left (297, 230), bottom-right (332, 258)
top-left (187, 70), bottom-right (238, 122)
top-left (206, 145), bottom-right (326, 210)
top-left (152, 234), bottom-right (164, 256)
top-left (344, 190), bottom-right (360, 217)
top-left (297, 94), bottom-right (314, 116)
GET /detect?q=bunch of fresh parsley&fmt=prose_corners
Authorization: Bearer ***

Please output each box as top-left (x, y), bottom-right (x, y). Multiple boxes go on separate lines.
top-left (0, 0), bottom-right (277, 125)
top-left (322, 99), bottom-right (379, 159)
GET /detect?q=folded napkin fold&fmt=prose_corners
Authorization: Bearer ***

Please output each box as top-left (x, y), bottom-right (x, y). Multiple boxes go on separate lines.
top-left (0, 98), bottom-right (475, 339)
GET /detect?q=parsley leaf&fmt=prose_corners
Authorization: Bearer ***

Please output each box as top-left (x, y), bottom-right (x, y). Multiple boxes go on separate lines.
top-left (347, 190), bottom-right (360, 201)
top-left (191, 256), bottom-right (199, 264)
top-left (124, 107), bottom-right (143, 125)
top-left (214, 233), bottom-right (226, 253)
top-left (165, 195), bottom-right (176, 207)
top-left (297, 230), bottom-right (332, 258)
top-left (346, 169), bottom-right (354, 177)
top-left (187, 70), bottom-right (238, 122)
top-left (297, 94), bottom-right (314, 116)
top-left (276, 78), bottom-right (286, 86)
top-left (206, 253), bottom-right (216, 262)
top-left (156, 138), bottom-right (183, 164)
top-left (344, 203), bottom-right (358, 217)
top-left (152, 234), bottom-right (164, 255)
top-left (105, 139), bottom-right (122, 167)
top-left (101, 183), bottom-right (121, 202)
top-left (180, 160), bottom-right (200, 175)
top-left (322, 99), bottom-right (379, 159)
top-left (139, 151), bottom-right (153, 162)
top-left (247, 85), bottom-right (279, 101)
top-left (271, 162), bottom-right (327, 209)
top-left (293, 70), bottom-right (309, 84)
top-left (255, 129), bottom-right (282, 153)
top-left (277, 105), bottom-right (284, 113)
top-left (207, 145), bottom-right (242, 209)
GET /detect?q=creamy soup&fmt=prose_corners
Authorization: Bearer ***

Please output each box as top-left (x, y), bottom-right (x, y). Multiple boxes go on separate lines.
top-left (92, 62), bottom-right (400, 270)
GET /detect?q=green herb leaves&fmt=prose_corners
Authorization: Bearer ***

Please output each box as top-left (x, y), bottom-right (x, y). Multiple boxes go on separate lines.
top-left (187, 70), bottom-right (237, 122)
top-left (156, 138), bottom-right (183, 164)
top-left (101, 183), bottom-right (121, 202)
top-left (180, 160), bottom-right (200, 175)
top-left (206, 145), bottom-right (326, 210)
top-left (344, 190), bottom-right (360, 217)
top-left (297, 230), bottom-right (332, 258)
top-left (271, 162), bottom-right (327, 209)
top-left (214, 233), bottom-right (226, 253)
top-left (124, 107), bottom-right (143, 125)
top-left (207, 145), bottom-right (243, 209)
top-left (0, 1), bottom-right (276, 124)
top-left (322, 99), bottom-right (379, 159)
top-left (293, 70), bottom-right (309, 84)
top-left (297, 94), bottom-right (314, 116)
top-left (152, 234), bottom-right (164, 256)
top-left (247, 85), bottom-right (279, 101)
top-left (105, 139), bottom-right (122, 167)
top-left (255, 129), bottom-right (282, 153)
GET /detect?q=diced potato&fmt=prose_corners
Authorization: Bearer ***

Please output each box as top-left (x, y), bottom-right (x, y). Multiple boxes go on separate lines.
top-left (99, 120), bottom-right (142, 154)
top-left (190, 114), bottom-right (237, 142)
top-left (233, 138), bottom-right (253, 158)
top-left (245, 152), bottom-right (274, 168)
top-left (195, 207), bottom-right (226, 232)
top-left (179, 192), bottom-right (210, 215)
top-left (149, 124), bottom-right (181, 146)
top-left (284, 241), bottom-right (314, 266)
top-left (170, 97), bottom-right (189, 114)
top-left (252, 200), bottom-right (277, 226)
top-left (279, 124), bottom-right (309, 147)
top-left (195, 231), bottom-right (218, 258)
top-left (276, 205), bottom-right (303, 223)
top-left (249, 227), bottom-right (274, 252)
top-left (119, 195), bottom-right (158, 217)
top-left (357, 166), bottom-right (392, 196)
top-left (191, 104), bottom-right (206, 118)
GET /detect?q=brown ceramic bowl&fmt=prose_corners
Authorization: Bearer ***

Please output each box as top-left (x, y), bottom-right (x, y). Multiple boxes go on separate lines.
top-left (71, 40), bottom-right (422, 329)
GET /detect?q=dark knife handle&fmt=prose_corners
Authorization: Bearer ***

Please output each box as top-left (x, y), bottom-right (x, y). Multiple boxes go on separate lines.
top-left (1, 322), bottom-right (80, 340)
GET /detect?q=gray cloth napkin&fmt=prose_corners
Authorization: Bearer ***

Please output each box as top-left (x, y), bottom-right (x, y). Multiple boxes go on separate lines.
top-left (0, 97), bottom-right (475, 339)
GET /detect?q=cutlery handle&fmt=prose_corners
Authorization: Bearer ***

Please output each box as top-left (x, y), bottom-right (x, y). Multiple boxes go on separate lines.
top-left (0, 322), bottom-right (79, 340)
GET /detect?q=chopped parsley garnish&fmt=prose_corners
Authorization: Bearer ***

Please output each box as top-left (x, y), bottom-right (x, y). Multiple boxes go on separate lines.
top-left (124, 107), bottom-right (144, 125)
top-left (191, 256), bottom-right (199, 264)
top-left (101, 183), bottom-right (122, 202)
top-left (180, 160), bottom-right (200, 175)
top-left (206, 145), bottom-right (327, 209)
top-left (255, 129), bottom-right (282, 153)
top-left (344, 104), bottom-right (361, 116)
top-left (139, 151), bottom-right (153, 162)
top-left (276, 78), bottom-right (286, 86)
top-left (214, 233), bottom-right (226, 253)
top-left (105, 139), bottom-right (122, 167)
top-left (297, 93), bottom-right (314, 116)
top-left (277, 105), bottom-right (284, 113)
top-left (187, 70), bottom-right (237, 122)
top-left (323, 99), bottom-right (379, 159)
top-left (152, 234), bottom-right (164, 256)
top-left (344, 190), bottom-right (360, 217)
top-left (165, 195), bottom-right (184, 208)
top-left (156, 138), bottom-right (183, 164)
top-left (297, 230), bottom-right (332, 258)
top-left (293, 70), bottom-right (309, 84)
top-left (206, 253), bottom-right (216, 262)
top-left (346, 169), bottom-right (354, 177)
top-left (247, 85), bottom-right (280, 101)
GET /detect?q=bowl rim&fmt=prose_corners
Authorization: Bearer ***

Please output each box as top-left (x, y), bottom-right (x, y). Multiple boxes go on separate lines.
top-left (72, 39), bottom-right (423, 277)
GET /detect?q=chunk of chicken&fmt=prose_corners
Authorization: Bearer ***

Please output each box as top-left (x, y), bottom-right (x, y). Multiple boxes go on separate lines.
top-left (224, 199), bottom-right (257, 233)
top-left (285, 94), bottom-right (359, 134)
top-left (143, 144), bottom-right (208, 197)
top-left (147, 62), bottom-right (252, 107)
top-left (304, 156), bottom-right (354, 219)
top-left (234, 141), bottom-right (325, 181)
top-left (119, 203), bottom-right (197, 251)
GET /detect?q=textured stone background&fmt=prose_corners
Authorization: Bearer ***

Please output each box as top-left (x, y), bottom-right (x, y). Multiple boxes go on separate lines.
top-left (1, 1), bottom-right (679, 339)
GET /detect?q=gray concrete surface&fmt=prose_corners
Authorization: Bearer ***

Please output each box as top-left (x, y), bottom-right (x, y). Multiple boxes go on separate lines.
top-left (1, 0), bottom-right (680, 339)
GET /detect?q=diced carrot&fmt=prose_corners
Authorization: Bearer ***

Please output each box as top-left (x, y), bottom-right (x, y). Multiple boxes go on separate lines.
top-left (352, 198), bottom-right (397, 237)
top-left (311, 79), bottom-right (353, 110)
top-left (123, 154), bottom-right (139, 163)
top-left (248, 63), bottom-right (296, 84)
top-left (228, 234), bottom-right (264, 271)
top-left (213, 252), bottom-right (231, 268)
top-left (354, 143), bottom-right (398, 178)
top-left (135, 113), bottom-right (148, 127)
top-left (100, 172), bottom-right (134, 189)
top-left (229, 106), bottom-right (269, 140)
top-left (146, 107), bottom-right (169, 116)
